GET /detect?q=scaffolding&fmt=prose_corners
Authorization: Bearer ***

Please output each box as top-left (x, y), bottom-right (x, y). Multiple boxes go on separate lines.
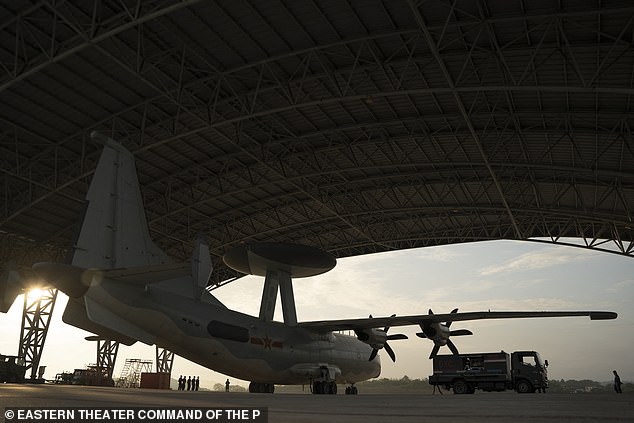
top-left (115, 359), bottom-right (152, 388)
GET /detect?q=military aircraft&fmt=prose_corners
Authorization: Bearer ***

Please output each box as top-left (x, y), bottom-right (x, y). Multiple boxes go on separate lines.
top-left (2, 132), bottom-right (617, 394)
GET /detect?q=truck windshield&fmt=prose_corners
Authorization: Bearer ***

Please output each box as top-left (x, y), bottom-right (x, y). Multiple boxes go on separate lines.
top-left (519, 352), bottom-right (544, 367)
top-left (534, 352), bottom-right (544, 367)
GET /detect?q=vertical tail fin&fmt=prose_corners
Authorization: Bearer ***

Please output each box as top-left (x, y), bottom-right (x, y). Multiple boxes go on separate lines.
top-left (0, 262), bottom-right (21, 313)
top-left (71, 132), bottom-right (169, 269)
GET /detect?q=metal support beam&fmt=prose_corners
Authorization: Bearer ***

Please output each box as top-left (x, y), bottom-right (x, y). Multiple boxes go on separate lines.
top-left (18, 287), bottom-right (58, 380)
top-left (97, 339), bottom-right (119, 380)
top-left (156, 346), bottom-right (175, 375)
top-left (407, 0), bottom-right (524, 239)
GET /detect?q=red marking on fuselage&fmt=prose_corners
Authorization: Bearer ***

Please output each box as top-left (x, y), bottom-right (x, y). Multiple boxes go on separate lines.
top-left (250, 337), bottom-right (283, 349)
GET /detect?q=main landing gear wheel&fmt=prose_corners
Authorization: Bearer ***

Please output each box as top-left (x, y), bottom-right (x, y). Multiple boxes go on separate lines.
top-left (249, 382), bottom-right (274, 393)
top-left (312, 381), bottom-right (337, 395)
top-left (345, 385), bottom-right (358, 395)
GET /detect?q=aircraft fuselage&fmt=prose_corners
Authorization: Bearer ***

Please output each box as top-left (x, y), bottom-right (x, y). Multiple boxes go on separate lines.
top-left (80, 276), bottom-right (381, 385)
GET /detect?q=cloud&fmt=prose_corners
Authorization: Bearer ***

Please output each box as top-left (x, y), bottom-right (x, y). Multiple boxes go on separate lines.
top-left (479, 248), bottom-right (590, 276)
top-left (606, 278), bottom-right (634, 294)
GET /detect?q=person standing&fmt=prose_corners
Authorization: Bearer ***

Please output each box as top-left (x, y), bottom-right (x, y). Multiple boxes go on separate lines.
top-left (613, 370), bottom-right (623, 393)
top-left (187, 376), bottom-right (192, 391)
top-left (195, 376), bottom-right (200, 391)
top-left (225, 379), bottom-right (230, 392)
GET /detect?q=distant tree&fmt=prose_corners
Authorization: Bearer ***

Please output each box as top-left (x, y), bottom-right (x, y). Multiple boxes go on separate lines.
top-left (213, 383), bottom-right (224, 391)
top-left (230, 385), bottom-right (247, 392)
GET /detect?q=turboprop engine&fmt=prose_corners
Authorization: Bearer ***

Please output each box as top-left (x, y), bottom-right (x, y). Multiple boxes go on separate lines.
top-left (354, 315), bottom-right (408, 362)
top-left (355, 327), bottom-right (389, 350)
top-left (416, 308), bottom-right (473, 359)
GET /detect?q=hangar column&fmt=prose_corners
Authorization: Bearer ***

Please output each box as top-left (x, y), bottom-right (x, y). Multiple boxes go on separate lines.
top-left (18, 288), bottom-right (58, 381)
top-left (97, 339), bottom-right (119, 382)
top-left (156, 346), bottom-right (174, 375)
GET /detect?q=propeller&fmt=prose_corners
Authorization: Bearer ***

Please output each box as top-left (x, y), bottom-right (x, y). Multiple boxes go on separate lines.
top-left (356, 314), bottom-right (408, 363)
top-left (416, 308), bottom-right (473, 359)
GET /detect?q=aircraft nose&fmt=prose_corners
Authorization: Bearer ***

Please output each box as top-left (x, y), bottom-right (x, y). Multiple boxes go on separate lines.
top-left (32, 262), bottom-right (96, 298)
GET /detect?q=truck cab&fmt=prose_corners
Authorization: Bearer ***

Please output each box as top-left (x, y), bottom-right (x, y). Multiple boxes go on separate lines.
top-left (511, 351), bottom-right (548, 393)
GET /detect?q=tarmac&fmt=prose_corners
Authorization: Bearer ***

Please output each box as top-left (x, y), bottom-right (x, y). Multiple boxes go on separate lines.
top-left (0, 384), bottom-right (632, 423)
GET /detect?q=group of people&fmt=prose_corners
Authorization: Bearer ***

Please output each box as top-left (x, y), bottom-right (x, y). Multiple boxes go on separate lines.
top-left (177, 375), bottom-right (200, 391)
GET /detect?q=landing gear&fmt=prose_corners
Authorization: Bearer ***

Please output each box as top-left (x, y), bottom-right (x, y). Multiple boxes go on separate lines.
top-left (248, 382), bottom-right (274, 393)
top-left (345, 385), bottom-right (358, 395)
top-left (312, 380), bottom-right (337, 394)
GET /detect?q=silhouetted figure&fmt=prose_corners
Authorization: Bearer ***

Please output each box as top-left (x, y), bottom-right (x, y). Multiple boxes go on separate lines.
top-left (195, 376), bottom-right (200, 391)
top-left (187, 376), bottom-right (192, 391)
top-left (613, 370), bottom-right (623, 393)
top-left (178, 375), bottom-right (184, 391)
top-left (432, 383), bottom-right (443, 395)
top-left (225, 379), bottom-right (230, 392)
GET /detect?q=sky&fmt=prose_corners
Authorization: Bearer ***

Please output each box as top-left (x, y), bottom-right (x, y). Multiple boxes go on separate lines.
top-left (1, 239), bottom-right (632, 389)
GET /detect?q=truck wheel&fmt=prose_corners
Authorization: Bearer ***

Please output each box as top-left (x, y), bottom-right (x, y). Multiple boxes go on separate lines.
top-left (515, 380), bottom-right (533, 393)
top-left (453, 380), bottom-right (469, 394)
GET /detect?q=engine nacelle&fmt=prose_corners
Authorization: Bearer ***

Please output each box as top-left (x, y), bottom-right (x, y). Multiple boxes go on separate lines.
top-left (355, 328), bottom-right (388, 349)
top-left (420, 323), bottom-right (450, 346)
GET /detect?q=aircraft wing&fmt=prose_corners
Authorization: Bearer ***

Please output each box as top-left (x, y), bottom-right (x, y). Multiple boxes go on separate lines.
top-left (298, 310), bottom-right (617, 333)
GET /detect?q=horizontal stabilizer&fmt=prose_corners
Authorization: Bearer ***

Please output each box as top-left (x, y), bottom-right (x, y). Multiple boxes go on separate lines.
top-left (103, 262), bottom-right (190, 284)
top-left (62, 298), bottom-right (137, 346)
top-left (84, 296), bottom-right (155, 345)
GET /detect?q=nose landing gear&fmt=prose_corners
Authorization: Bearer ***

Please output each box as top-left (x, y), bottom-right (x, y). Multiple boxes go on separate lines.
top-left (248, 382), bottom-right (274, 393)
top-left (344, 384), bottom-right (358, 395)
top-left (312, 380), bottom-right (337, 394)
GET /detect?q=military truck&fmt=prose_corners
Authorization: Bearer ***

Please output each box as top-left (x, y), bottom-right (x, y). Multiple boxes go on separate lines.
top-left (429, 350), bottom-right (548, 394)
top-left (0, 354), bottom-right (26, 383)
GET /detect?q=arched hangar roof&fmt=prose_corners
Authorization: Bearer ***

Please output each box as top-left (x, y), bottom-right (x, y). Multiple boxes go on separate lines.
top-left (0, 1), bottom-right (633, 283)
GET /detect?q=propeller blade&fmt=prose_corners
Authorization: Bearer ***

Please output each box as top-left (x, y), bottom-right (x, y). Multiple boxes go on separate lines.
top-left (447, 339), bottom-right (460, 355)
top-left (387, 334), bottom-right (408, 341)
top-left (429, 344), bottom-right (440, 359)
top-left (383, 314), bottom-right (397, 332)
top-left (384, 342), bottom-right (396, 362)
top-left (450, 329), bottom-right (473, 336)
top-left (446, 308), bottom-right (459, 327)
top-left (368, 348), bottom-right (379, 361)
top-left (415, 332), bottom-right (427, 339)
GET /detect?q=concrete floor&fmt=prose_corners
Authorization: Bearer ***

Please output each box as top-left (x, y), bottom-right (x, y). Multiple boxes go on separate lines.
top-left (0, 384), bottom-right (632, 423)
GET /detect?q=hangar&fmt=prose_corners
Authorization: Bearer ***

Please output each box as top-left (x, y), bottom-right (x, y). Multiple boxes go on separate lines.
top-left (1, 0), bottom-right (633, 287)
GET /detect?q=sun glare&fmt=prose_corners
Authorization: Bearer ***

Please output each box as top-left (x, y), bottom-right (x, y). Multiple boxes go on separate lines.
top-left (26, 287), bottom-right (46, 302)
